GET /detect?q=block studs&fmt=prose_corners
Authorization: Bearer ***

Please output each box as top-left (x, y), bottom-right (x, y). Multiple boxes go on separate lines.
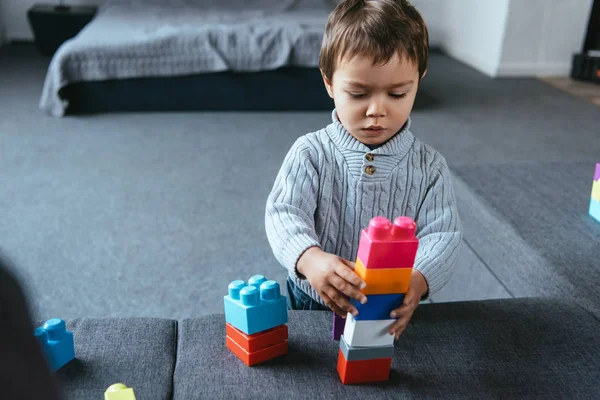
top-left (240, 286), bottom-right (260, 306)
top-left (248, 275), bottom-right (267, 288)
top-left (228, 280), bottom-right (246, 300)
top-left (260, 281), bottom-right (280, 301)
top-left (44, 318), bottom-right (66, 341)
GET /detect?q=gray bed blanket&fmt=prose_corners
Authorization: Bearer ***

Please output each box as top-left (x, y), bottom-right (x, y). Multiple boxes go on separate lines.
top-left (40, 0), bottom-right (335, 116)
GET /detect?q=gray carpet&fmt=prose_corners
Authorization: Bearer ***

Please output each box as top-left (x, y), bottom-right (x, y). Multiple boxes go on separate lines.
top-left (451, 161), bottom-right (600, 317)
top-left (1, 44), bottom-right (599, 319)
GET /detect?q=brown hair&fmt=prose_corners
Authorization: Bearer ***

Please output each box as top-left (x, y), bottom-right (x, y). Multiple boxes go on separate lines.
top-left (319, 0), bottom-right (429, 82)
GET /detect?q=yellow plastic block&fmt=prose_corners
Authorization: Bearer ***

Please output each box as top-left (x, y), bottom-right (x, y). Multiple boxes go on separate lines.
top-left (592, 180), bottom-right (600, 202)
top-left (105, 383), bottom-right (136, 400)
top-left (355, 258), bottom-right (412, 295)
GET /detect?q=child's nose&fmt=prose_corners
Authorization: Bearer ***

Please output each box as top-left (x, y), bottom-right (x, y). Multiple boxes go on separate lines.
top-left (366, 97), bottom-right (386, 118)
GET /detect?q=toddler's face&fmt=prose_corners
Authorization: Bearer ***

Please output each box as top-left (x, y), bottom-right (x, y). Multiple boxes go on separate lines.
top-left (323, 53), bottom-right (422, 146)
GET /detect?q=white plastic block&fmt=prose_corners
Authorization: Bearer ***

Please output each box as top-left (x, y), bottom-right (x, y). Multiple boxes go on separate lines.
top-left (343, 313), bottom-right (395, 347)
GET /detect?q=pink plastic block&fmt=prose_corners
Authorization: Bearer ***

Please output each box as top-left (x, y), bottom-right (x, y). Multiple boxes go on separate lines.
top-left (356, 216), bottom-right (419, 269)
top-left (594, 163), bottom-right (600, 182)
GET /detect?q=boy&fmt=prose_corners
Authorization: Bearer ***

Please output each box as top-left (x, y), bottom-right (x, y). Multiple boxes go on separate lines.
top-left (265, 0), bottom-right (462, 340)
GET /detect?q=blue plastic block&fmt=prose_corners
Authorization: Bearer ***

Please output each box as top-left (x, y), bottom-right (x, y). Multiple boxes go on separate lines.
top-left (224, 275), bottom-right (288, 335)
top-left (350, 293), bottom-right (405, 321)
top-left (34, 318), bottom-right (75, 372)
top-left (590, 197), bottom-right (600, 223)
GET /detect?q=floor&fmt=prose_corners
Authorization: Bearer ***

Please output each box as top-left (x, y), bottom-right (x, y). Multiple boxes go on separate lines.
top-left (1, 43), bottom-right (599, 319)
top-left (539, 77), bottom-right (600, 108)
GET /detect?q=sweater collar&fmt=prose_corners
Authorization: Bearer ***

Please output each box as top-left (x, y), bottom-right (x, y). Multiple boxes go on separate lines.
top-left (326, 109), bottom-right (415, 156)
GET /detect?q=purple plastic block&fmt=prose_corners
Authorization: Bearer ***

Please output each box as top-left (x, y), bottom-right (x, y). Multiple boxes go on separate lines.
top-left (594, 163), bottom-right (600, 182)
top-left (332, 313), bottom-right (345, 340)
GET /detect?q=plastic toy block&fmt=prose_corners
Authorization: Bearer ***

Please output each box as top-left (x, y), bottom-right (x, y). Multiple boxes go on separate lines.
top-left (226, 335), bottom-right (288, 366)
top-left (224, 275), bottom-right (288, 335)
top-left (333, 313), bottom-right (345, 340)
top-left (225, 323), bottom-right (288, 353)
top-left (592, 178), bottom-right (600, 202)
top-left (356, 216), bottom-right (419, 270)
top-left (350, 292), bottom-right (405, 321)
top-left (343, 313), bottom-right (395, 347)
top-left (34, 318), bottom-right (75, 372)
top-left (339, 334), bottom-right (394, 361)
top-left (594, 163), bottom-right (600, 181)
top-left (105, 383), bottom-right (136, 400)
top-left (590, 197), bottom-right (600, 223)
top-left (355, 258), bottom-right (412, 295)
top-left (337, 348), bottom-right (392, 384)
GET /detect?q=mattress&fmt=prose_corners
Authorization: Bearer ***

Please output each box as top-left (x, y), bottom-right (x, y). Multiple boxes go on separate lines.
top-left (40, 0), bottom-right (335, 116)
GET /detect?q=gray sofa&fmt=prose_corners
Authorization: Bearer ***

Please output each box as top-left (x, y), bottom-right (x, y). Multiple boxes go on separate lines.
top-left (48, 298), bottom-right (600, 399)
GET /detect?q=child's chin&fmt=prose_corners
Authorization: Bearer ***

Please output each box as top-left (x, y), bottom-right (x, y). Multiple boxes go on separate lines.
top-left (360, 134), bottom-right (387, 146)
top-left (351, 132), bottom-right (386, 146)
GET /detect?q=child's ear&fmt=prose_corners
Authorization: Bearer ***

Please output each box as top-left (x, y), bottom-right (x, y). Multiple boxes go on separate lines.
top-left (321, 71), bottom-right (334, 99)
top-left (421, 69), bottom-right (428, 80)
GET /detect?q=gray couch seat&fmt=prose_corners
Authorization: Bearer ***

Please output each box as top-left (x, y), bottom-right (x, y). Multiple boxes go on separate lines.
top-left (173, 298), bottom-right (600, 399)
top-left (38, 318), bottom-right (177, 400)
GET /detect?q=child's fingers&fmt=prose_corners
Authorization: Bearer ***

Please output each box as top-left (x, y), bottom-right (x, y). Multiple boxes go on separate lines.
top-left (388, 315), bottom-right (411, 338)
top-left (389, 304), bottom-right (412, 319)
top-left (335, 261), bottom-right (367, 291)
top-left (330, 274), bottom-right (367, 305)
top-left (324, 286), bottom-right (358, 316)
top-left (321, 292), bottom-right (348, 317)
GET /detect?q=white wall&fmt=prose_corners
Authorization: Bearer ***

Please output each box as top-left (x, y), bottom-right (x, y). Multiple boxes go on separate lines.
top-left (438, 0), bottom-right (511, 77)
top-left (412, 0), bottom-right (445, 48)
top-left (497, 0), bottom-right (593, 77)
top-left (3, 0), bottom-right (101, 41)
top-left (434, 0), bottom-right (593, 77)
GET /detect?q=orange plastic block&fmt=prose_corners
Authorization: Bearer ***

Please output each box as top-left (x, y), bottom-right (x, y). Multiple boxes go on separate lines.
top-left (355, 258), bottom-right (412, 295)
top-left (336, 349), bottom-right (391, 384)
top-left (225, 323), bottom-right (288, 353)
top-left (356, 216), bottom-right (418, 269)
top-left (226, 335), bottom-right (288, 366)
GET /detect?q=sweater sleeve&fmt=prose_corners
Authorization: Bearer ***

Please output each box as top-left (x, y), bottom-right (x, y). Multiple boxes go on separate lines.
top-left (265, 138), bottom-right (321, 279)
top-left (413, 156), bottom-right (463, 298)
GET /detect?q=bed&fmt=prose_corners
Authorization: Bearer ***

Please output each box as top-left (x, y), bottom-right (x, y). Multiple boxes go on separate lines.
top-left (40, 0), bottom-right (336, 116)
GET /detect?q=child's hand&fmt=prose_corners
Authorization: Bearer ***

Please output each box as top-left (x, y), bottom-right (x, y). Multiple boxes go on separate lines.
top-left (297, 247), bottom-right (368, 317)
top-left (388, 269), bottom-right (428, 340)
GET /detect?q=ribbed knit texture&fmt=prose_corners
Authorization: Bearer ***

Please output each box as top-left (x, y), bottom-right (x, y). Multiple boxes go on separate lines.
top-left (265, 110), bottom-right (462, 305)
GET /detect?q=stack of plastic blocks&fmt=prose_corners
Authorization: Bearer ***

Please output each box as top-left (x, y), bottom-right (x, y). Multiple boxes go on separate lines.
top-left (104, 383), bottom-right (136, 400)
top-left (590, 163), bottom-right (600, 222)
top-left (337, 216), bottom-right (419, 384)
top-left (34, 318), bottom-right (75, 372)
top-left (224, 274), bottom-right (289, 366)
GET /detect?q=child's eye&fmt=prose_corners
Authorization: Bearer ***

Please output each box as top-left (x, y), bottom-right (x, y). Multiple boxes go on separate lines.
top-left (390, 93), bottom-right (408, 99)
top-left (348, 92), bottom-right (366, 99)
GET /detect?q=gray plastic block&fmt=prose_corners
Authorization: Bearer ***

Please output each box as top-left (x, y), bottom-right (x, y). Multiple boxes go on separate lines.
top-left (339, 335), bottom-right (394, 361)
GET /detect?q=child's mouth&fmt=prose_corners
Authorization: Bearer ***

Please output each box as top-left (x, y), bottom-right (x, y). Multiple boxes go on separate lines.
top-left (362, 126), bottom-right (386, 133)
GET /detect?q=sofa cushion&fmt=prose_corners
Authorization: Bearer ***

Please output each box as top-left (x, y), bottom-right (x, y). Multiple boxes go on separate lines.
top-left (37, 318), bottom-right (176, 400)
top-left (173, 298), bottom-right (600, 399)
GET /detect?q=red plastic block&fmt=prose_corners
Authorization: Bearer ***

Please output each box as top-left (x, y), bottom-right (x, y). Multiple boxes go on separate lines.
top-left (226, 335), bottom-right (288, 366)
top-left (336, 348), bottom-right (391, 384)
top-left (356, 216), bottom-right (418, 269)
top-left (225, 323), bottom-right (288, 353)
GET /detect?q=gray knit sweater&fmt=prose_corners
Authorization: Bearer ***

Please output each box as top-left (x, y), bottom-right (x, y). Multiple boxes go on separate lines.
top-left (265, 110), bottom-right (462, 304)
